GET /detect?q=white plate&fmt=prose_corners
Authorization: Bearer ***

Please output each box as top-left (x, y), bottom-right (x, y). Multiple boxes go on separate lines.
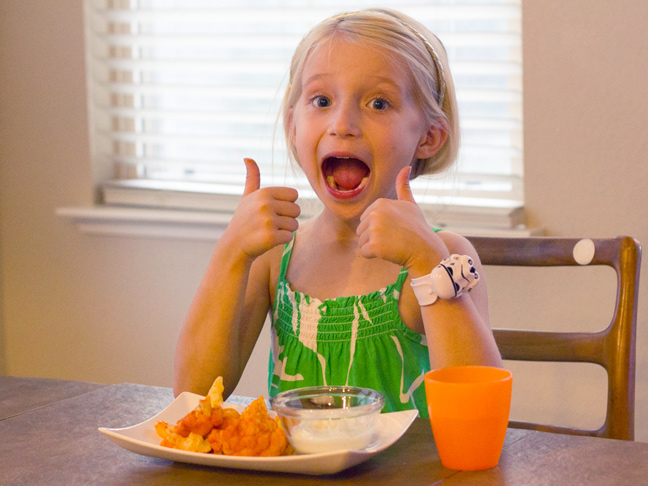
top-left (99, 392), bottom-right (418, 476)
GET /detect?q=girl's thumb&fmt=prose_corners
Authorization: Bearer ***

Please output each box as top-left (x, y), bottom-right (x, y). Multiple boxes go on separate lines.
top-left (243, 158), bottom-right (261, 196)
top-left (396, 166), bottom-right (415, 202)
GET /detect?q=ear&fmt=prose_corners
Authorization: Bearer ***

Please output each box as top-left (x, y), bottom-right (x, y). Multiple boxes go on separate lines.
top-left (414, 121), bottom-right (448, 160)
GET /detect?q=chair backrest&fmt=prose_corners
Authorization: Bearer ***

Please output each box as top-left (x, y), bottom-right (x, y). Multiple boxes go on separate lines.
top-left (466, 235), bottom-right (641, 440)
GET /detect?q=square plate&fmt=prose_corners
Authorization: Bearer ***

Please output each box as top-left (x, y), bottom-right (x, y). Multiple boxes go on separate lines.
top-left (99, 392), bottom-right (418, 476)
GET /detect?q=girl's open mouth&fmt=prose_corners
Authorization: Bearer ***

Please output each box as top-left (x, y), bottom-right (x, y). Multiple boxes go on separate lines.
top-left (322, 157), bottom-right (370, 198)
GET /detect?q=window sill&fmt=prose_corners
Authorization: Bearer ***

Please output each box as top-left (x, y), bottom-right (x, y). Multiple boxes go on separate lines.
top-left (56, 205), bottom-right (540, 241)
top-left (56, 206), bottom-right (232, 241)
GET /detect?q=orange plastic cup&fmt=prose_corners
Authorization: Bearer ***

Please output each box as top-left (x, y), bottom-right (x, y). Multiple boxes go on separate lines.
top-left (425, 366), bottom-right (512, 471)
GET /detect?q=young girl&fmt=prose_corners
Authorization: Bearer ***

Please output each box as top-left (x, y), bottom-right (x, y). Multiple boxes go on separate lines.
top-left (174, 8), bottom-right (502, 416)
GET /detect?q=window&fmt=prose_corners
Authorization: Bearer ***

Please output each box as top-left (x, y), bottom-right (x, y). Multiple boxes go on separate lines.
top-left (84, 0), bottom-right (524, 233)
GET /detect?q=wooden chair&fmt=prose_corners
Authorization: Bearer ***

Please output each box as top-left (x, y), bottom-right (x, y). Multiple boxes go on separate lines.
top-left (466, 235), bottom-right (641, 440)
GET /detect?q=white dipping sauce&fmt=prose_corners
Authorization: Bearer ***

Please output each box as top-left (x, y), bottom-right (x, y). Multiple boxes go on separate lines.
top-left (287, 418), bottom-right (376, 454)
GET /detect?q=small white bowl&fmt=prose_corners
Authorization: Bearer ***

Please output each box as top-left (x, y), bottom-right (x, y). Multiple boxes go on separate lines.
top-left (271, 386), bottom-right (385, 454)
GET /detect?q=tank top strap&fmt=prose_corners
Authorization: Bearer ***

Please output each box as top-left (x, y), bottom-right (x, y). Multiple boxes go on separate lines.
top-left (278, 232), bottom-right (296, 282)
top-left (394, 267), bottom-right (409, 294)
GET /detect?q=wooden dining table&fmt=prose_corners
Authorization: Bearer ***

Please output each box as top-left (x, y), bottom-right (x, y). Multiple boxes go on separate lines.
top-left (2, 375), bottom-right (648, 485)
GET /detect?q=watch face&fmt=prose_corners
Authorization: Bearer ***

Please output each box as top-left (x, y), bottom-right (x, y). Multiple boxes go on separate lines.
top-left (411, 255), bottom-right (479, 305)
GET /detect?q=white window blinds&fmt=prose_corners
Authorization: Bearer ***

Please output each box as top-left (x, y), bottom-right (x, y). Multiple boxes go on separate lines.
top-left (85, 0), bottom-right (523, 230)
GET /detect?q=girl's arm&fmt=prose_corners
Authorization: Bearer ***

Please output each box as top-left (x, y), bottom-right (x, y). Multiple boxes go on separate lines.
top-left (173, 159), bottom-right (300, 398)
top-left (357, 166), bottom-right (502, 369)
top-left (411, 231), bottom-right (502, 368)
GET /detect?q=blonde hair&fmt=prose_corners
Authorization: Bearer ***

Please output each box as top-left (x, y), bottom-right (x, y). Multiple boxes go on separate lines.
top-left (281, 8), bottom-right (460, 179)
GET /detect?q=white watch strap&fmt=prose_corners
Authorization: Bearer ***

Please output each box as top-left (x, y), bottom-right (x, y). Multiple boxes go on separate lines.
top-left (410, 255), bottom-right (480, 306)
top-left (410, 274), bottom-right (440, 305)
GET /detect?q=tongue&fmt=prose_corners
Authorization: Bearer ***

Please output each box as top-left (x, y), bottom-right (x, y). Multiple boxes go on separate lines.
top-left (329, 158), bottom-right (369, 190)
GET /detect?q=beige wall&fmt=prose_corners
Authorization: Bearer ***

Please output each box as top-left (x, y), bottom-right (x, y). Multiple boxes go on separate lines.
top-left (1, 1), bottom-right (647, 440)
top-left (518, 1), bottom-right (648, 438)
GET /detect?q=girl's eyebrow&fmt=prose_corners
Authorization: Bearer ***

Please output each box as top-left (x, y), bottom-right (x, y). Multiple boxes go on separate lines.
top-left (302, 74), bottom-right (402, 90)
top-left (302, 73), bottom-right (327, 87)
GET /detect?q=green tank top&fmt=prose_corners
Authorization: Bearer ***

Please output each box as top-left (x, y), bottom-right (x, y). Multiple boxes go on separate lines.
top-left (268, 234), bottom-right (431, 417)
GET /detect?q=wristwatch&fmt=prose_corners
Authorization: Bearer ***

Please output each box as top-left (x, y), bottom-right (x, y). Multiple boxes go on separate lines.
top-left (410, 254), bottom-right (480, 306)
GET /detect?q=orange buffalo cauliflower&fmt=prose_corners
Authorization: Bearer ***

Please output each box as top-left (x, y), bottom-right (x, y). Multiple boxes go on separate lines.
top-left (219, 397), bottom-right (289, 456)
top-left (155, 377), bottom-right (293, 457)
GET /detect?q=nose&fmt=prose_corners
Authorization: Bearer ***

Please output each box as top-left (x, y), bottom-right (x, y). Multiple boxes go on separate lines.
top-left (328, 101), bottom-right (361, 138)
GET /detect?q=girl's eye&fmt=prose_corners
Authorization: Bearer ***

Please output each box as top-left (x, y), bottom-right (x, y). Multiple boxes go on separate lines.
top-left (311, 96), bottom-right (331, 108)
top-left (369, 98), bottom-right (390, 110)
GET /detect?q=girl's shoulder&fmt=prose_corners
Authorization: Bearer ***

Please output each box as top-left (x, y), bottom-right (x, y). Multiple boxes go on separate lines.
top-left (436, 229), bottom-right (480, 260)
top-left (259, 242), bottom-right (288, 286)
top-left (261, 221), bottom-right (315, 286)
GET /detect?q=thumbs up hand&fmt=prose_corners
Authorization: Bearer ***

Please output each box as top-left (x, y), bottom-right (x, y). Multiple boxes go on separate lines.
top-left (242, 157), bottom-right (261, 196)
top-left (357, 166), bottom-right (449, 273)
top-left (222, 158), bottom-right (300, 261)
top-left (394, 165), bottom-right (416, 204)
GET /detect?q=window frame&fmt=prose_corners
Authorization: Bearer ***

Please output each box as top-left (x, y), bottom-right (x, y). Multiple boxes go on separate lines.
top-left (63, 0), bottom-right (530, 239)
